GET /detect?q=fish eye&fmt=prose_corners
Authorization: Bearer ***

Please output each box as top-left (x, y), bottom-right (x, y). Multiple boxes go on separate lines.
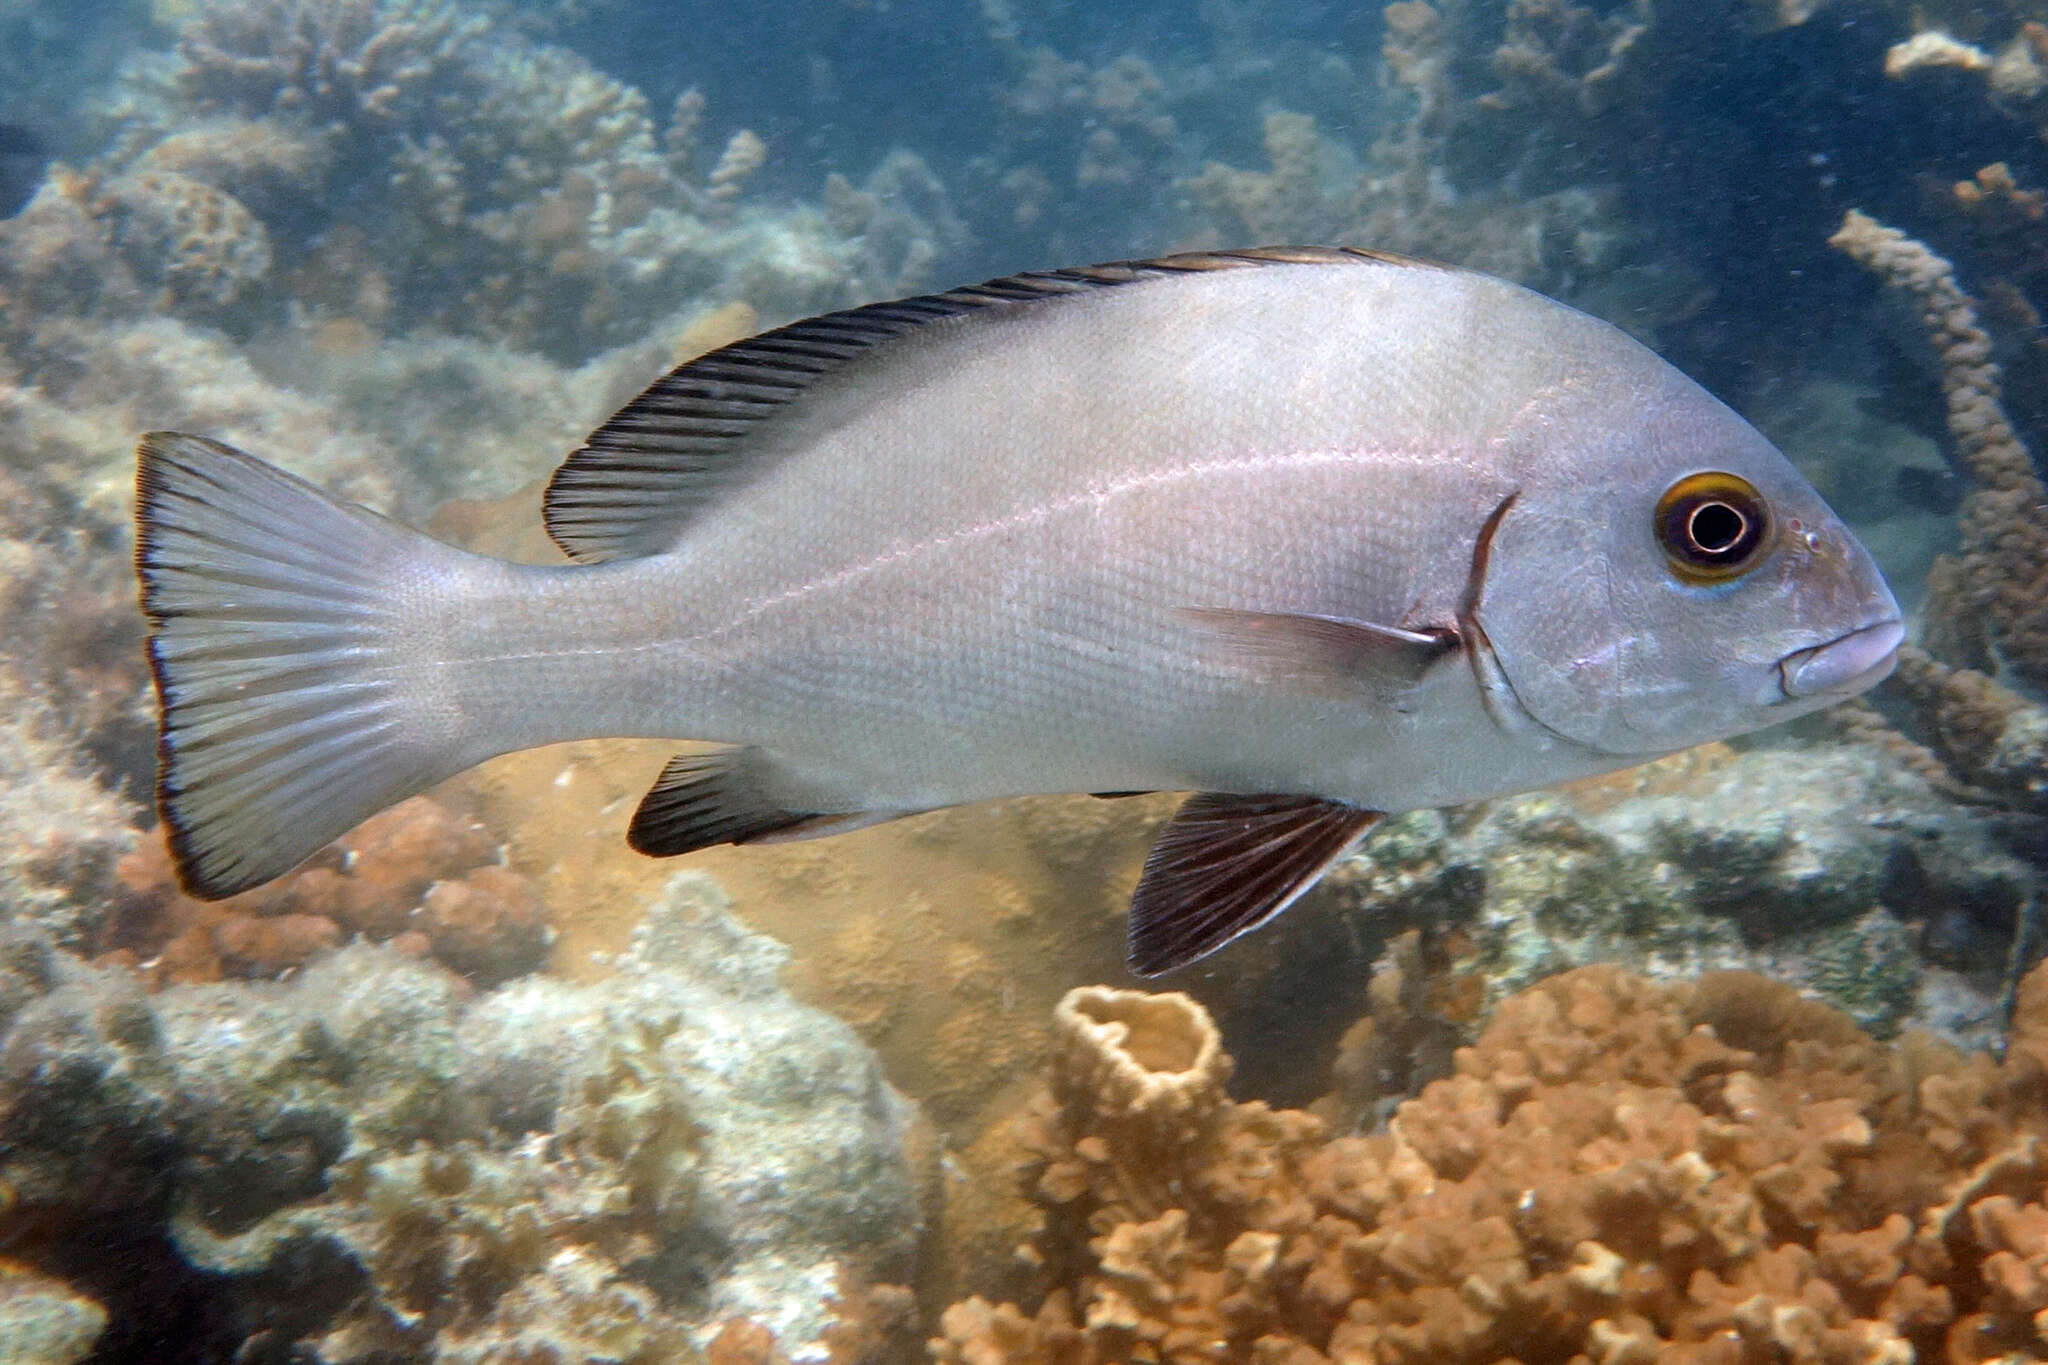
top-left (1654, 472), bottom-right (1770, 584)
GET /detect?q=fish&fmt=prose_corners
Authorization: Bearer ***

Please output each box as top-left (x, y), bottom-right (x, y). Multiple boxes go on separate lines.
top-left (133, 246), bottom-right (1902, 975)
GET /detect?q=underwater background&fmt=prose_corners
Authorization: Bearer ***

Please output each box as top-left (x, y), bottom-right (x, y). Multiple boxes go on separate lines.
top-left (3, 0), bottom-right (2048, 1359)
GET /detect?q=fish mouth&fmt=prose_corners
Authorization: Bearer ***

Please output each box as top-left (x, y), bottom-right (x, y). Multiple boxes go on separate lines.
top-left (1776, 618), bottom-right (1905, 700)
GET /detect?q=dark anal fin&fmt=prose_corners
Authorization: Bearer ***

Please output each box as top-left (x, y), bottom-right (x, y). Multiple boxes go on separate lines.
top-left (629, 746), bottom-right (817, 856)
top-left (1126, 793), bottom-right (1383, 976)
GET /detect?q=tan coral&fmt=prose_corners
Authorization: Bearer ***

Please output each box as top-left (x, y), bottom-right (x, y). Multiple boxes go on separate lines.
top-left (935, 964), bottom-right (2048, 1364)
top-left (1885, 30), bottom-right (1993, 77)
top-left (1051, 986), bottom-right (1230, 1135)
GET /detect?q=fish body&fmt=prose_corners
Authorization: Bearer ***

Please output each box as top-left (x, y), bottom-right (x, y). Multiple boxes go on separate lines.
top-left (136, 248), bottom-right (1901, 973)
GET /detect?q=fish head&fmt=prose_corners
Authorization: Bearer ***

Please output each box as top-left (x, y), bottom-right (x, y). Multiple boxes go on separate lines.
top-left (1471, 380), bottom-right (1901, 758)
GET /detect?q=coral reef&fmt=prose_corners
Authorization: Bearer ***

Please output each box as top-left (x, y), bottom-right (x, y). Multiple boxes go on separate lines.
top-left (64, 0), bottom-right (968, 362)
top-left (170, 0), bottom-right (483, 129)
top-left (100, 794), bottom-right (550, 988)
top-left (98, 168), bottom-right (273, 313)
top-left (468, 734), bottom-right (1156, 1139)
top-left (8, 1), bottom-right (2048, 1356)
top-left (1830, 209), bottom-right (2048, 691)
top-left (1190, 740), bottom-right (2035, 1077)
top-left (935, 962), bottom-right (2048, 1363)
top-left (0, 872), bottom-right (927, 1360)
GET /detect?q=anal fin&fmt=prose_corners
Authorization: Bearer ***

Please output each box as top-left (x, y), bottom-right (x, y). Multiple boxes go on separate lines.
top-left (629, 746), bottom-right (817, 856)
top-left (1126, 793), bottom-right (1382, 976)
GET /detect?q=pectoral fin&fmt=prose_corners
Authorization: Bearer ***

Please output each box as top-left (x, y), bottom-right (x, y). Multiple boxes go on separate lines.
top-left (1177, 607), bottom-right (1457, 700)
top-left (1125, 793), bottom-right (1383, 976)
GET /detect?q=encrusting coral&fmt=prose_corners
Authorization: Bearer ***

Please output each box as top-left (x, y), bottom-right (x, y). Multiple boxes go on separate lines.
top-left (1829, 208), bottom-right (2048, 693)
top-left (100, 793), bottom-right (550, 987)
top-left (935, 962), bottom-right (2048, 1364)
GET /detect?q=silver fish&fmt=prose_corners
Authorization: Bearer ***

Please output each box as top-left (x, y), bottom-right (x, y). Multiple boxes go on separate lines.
top-left (134, 246), bottom-right (1902, 974)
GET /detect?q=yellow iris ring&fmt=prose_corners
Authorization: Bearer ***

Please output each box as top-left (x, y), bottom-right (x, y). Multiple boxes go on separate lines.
top-left (1655, 471), bottom-right (1770, 584)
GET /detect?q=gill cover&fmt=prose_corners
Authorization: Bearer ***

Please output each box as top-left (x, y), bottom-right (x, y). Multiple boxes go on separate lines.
top-left (1468, 497), bottom-right (1624, 751)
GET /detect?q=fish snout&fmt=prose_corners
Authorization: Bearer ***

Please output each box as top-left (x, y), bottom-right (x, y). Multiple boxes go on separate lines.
top-left (1776, 618), bottom-right (1905, 699)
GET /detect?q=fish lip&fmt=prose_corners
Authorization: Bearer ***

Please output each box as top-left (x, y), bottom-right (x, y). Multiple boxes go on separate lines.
top-left (1776, 618), bottom-right (1905, 700)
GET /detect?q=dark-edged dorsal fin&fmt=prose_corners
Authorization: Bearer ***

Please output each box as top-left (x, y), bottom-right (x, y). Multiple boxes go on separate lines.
top-left (543, 246), bottom-right (1445, 563)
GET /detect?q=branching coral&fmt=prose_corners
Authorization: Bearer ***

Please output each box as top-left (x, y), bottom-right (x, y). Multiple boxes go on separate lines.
top-left (936, 964), bottom-right (2048, 1363)
top-left (1883, 645), bottom-right (2048, 815)
top-left (1830, 209), bottom-right (2048, 692)
top-left (1184, 110), bottom-right (1360, 247)
top-left (81, 3), bottom-right (907, 359)
top-left (172, 0), bottom-right (480, 128)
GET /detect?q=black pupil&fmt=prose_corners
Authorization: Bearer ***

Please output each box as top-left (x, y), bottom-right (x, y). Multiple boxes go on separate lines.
top-left (1688, 500), bottom-right (1746, 555)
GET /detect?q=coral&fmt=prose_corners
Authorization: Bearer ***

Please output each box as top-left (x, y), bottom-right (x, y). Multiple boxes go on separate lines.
top-left (822, 148), bottom-right (966, 302)
top-left (1207, 742), bottom-right (2037, 1053)
top-left (1485, 0), bottom-right (1658, 130)
top-left (1830, 209), bottom-right (2048, 691)
top-left (97, 168), bottom-right (272, 310)
top-left (980, 43), bottom-right (1180, 252)
top-left (171, 0), bottom-right (480, 128)
top-left (1884, 644), bottom-right (2048, 814)
top-left (0, 872), bottom-right (926, 1360)
top-left (1309, 929), bottom-right (1464, 1137)
top-left (0, 1259), bottom-right (107, 1365)
top-left (1884, 29), bottom-right (1992, 77)
top-left (1047, 985), bottom-right (1232, 1180)
top-left (472, 732), bottom-right (1152, 1139)
top-left (935, 964), bottom-right (2048, 1364)
top-left (67, 0), bottom-right (932, 361)
top-left (101, 794), bottom-right (549, 988)
top-left (1184, 110), bottom-right (1360, 246)
top-left (1885, 15), bottom-right (2048, 141)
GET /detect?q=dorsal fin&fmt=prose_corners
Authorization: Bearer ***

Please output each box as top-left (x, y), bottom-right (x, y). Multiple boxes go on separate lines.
top-left (542, 245), bottom-right (1444, 562)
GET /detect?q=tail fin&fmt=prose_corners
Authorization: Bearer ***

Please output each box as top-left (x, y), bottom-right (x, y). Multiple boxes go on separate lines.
top-left (135, 433), bottom-right (466, 899)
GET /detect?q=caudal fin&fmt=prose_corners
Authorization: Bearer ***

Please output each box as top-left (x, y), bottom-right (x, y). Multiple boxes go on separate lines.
top-left (136, 433), bottom-right (465, 899)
